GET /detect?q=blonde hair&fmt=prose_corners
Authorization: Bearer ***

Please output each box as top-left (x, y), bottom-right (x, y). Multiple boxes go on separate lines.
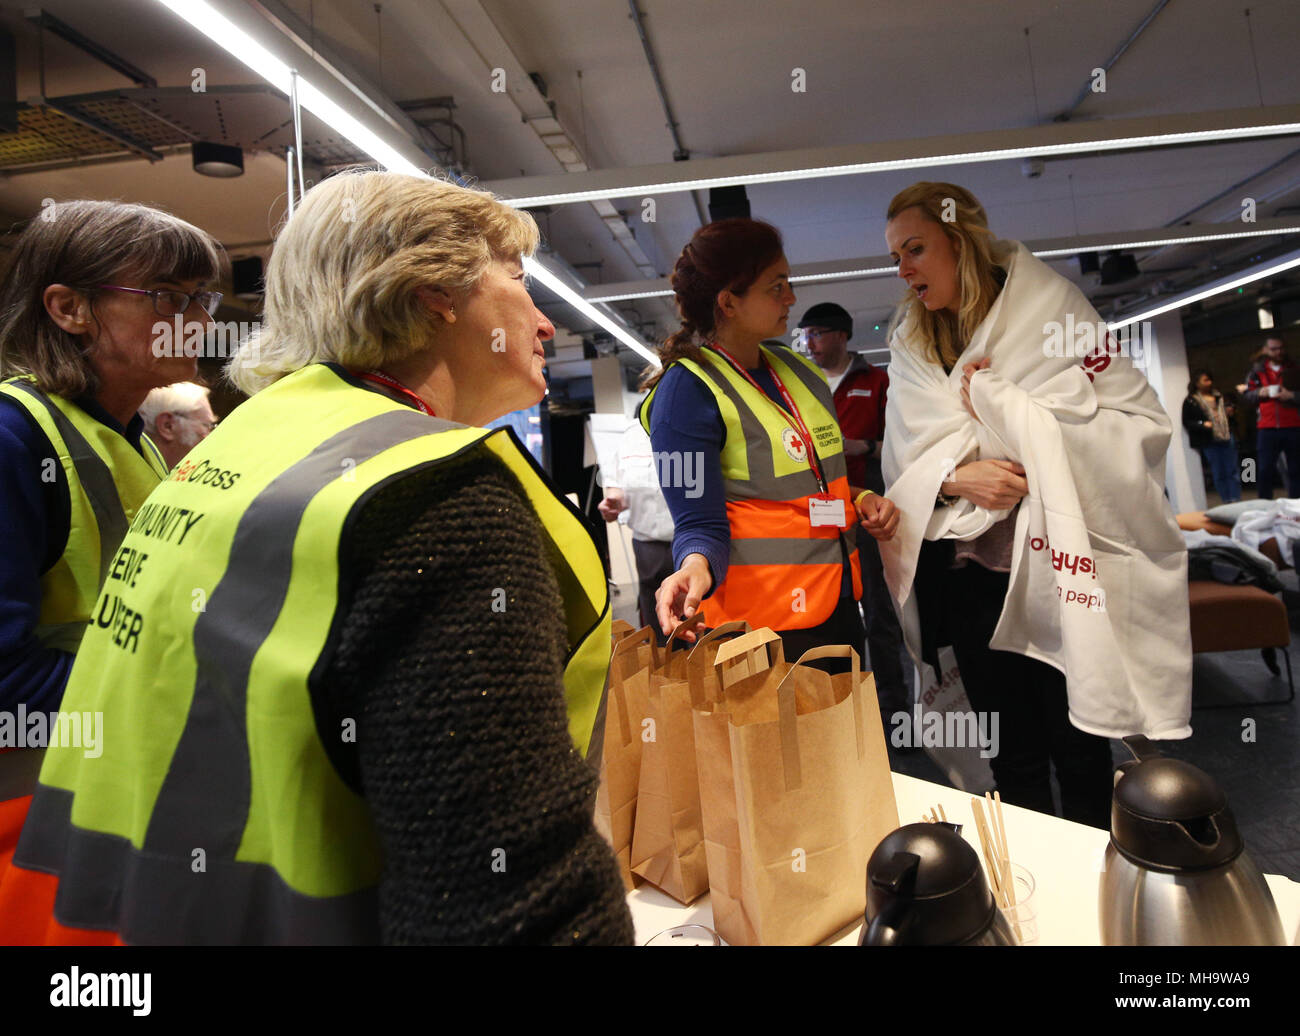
top-left (0, 200), bottom-right (223, 399)
top-left (228, 170), bottom-right (540, 395)
top-left (885, 182), bottom-right (1002, 371)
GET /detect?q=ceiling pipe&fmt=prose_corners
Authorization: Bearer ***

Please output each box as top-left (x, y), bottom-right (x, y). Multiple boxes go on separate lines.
top-left (1053, 0), bottom-right (1173, 122)
top-left (25, 9), bottom-right (158, 88)
top-left (627, 0), bottom-right (707, 226)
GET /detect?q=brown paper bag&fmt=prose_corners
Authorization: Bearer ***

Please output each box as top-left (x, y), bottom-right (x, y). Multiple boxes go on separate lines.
top-left (592, 625), bottom-right (656, 890)
top-left (694, 629), bottom-right (899, 945)
top-left (629, 620), bottom-right (750, 903)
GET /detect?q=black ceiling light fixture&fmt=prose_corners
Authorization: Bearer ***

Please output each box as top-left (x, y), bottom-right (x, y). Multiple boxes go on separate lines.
top-left (192, 141), bottom-right (244, 178)
top-left (1099, 250), bottom-right (1141, 285)
top-left (708, 185), bottom-right (750, 222)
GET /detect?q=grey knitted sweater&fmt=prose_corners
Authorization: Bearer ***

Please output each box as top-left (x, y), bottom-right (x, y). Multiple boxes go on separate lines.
top-left (314, 445), bottom-right (634, 945)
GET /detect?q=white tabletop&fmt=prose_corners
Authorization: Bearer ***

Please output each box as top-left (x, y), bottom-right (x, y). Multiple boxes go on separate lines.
top-left (627, 771), bottom-right (1300, 946)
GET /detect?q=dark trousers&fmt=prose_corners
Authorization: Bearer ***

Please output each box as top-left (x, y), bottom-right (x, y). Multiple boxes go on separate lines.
top-left (1255, 426), bottom-right (1300, 499)
top-left (631, 537), bottom-right (675, 645)
top-left (1199, 440), bottom-right (1241, 503)
top-left (778, 594), bottom-right (867, 676)
top-left (858, 539), bottom-right (908, 714)
top-left (941, 562), bottom-right (1113, 829)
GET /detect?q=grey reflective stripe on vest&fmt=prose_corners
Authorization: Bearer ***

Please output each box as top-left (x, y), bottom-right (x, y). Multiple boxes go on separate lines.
top-left (18, 785), bottom-right (379, 945)
top-left (6, 381), bottom-right (127, 588)
top-left (729, 536), bottom-right (845, 567)
top-left (17, 408), bottom-right (460, 944)
top-left (0, 748), bottom-right (46, 802)
top-left (141, 433), bottom-right (168, 474)
top-left (691, 356), bottom-right (822, 501)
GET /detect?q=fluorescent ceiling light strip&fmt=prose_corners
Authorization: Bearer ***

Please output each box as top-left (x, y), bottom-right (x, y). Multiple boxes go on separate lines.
top-left (789, 266), bottom-right (896, 284)
top-left (524, 258), bottom-right (660, 365)
top-left (156, 0), bottom-right (290, 86)
top-left (507, 124), bottom-right (1300, 207)
top-left (1109, 253), bottom-right (1300, 330)
top-left (156, 1), bottom-right (422, 175)
top-left (1035, 225), bottom-right (1300, 259)
top-left (157, 0), bottom-right (652, 360)
top-left (585, 289), bottom-right (674, 303)
top-left (588, 226), bottom-right (1300, 302)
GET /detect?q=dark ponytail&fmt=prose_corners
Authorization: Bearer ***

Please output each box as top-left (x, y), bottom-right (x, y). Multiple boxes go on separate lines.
top-left (640, 218), bottom-right (784, 390)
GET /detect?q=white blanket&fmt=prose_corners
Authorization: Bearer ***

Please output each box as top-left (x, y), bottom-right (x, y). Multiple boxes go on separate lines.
top-left (1232, 498), bottom-right (1300, 567)
top-left (880, 240), bottom-right (1192, 739)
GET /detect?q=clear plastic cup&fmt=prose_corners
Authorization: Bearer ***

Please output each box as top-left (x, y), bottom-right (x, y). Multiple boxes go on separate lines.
top-left (1000, 863), bottom-right (1037, 945)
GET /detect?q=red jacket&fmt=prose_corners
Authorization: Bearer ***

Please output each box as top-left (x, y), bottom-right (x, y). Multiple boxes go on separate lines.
top-left (828, 353), bottom-right (889, 491)
top-left (1245, 359), bottom-right (1300, 429)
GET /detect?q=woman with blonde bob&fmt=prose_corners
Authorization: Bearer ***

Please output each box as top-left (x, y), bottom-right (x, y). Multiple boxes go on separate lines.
top-left (879, 182), bottom-right (1191, 828)
top-left (6, 171), bottom-right (634, 945)
top-left (0, 200), bottom-right (221, 944)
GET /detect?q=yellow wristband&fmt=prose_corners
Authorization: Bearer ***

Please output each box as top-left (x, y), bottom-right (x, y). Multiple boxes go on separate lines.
top-left (854, 490), bottom-right (874, 508)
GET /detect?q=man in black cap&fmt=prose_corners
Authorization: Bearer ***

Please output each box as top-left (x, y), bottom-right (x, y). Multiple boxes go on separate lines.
top-left (797, 302), bottom-right (910, 724)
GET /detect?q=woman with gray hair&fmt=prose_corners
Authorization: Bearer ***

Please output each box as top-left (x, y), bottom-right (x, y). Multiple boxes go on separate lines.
top-left (0, 200), bottom-right (222, 943)
top-left (4, 171), bottom-right (634, 945)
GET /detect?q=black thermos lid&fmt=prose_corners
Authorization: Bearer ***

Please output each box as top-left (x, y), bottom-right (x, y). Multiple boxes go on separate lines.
top-left (1110, 735), bottom-right (1242, 871)
top-left (863, 823), bottom-right (998, 945)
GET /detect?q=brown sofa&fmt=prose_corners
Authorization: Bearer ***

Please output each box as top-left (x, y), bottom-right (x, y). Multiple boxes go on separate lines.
top-left (1178, 512), bottom-right (1295, 705)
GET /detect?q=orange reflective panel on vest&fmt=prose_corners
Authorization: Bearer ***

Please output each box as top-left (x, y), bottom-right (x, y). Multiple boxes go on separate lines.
top-left (641, 344), bottom-right (862, 632)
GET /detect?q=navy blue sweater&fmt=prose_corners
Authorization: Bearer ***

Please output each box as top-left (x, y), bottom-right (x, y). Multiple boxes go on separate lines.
top-left (0, 392), bottom-right (149, 713)
top-left (647, 358), bottom-right (851, 598)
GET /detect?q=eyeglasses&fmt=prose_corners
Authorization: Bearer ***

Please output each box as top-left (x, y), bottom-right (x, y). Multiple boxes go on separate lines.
top-left (176, 412), bottom-right (218, 432)
top-left (98, 285), bottom-right (223, 317)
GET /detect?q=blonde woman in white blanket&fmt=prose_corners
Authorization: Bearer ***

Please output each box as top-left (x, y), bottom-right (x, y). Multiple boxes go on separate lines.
top-left (878, 181), bottom-right (1193, 829)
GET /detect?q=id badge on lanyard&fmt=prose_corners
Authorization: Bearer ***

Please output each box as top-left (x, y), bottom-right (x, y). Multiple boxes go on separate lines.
top-left (809, 492), bottom-right (847, 528)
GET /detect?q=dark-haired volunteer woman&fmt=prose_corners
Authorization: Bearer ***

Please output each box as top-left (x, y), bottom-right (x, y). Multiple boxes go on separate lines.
top-left (644, 218), bottom-right (898, 661)
top-left (3, 172), bottom-right (633, 945)
top-left (0, 200), bottom-right (222, 944)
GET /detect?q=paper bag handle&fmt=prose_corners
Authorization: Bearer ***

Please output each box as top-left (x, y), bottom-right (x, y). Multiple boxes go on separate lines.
top-left (661, 610), bottom-right (708, 674)
top-left (771, 646), bottom-right (867, 793)
top-left (683, 620), bottom-right (751, 707)
top-left (608, 627), bottom-right (655, 746)
top-left (791, 645), bottom-right (866, 760)
top-left (711, 627), bottom-right (784, 668)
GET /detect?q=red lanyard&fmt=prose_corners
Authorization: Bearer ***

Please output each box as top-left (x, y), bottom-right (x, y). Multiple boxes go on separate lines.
top-left (711, 344), bottom-right (826, 490)
top-left (352, 369), bottom-right (436, 417)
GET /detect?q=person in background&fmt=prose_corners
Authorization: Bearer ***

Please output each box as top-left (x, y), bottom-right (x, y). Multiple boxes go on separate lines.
top-left (137, 380), bottom-right (218, 470)
top-left (0, 201), bottom-right (222, 944)
top-left (1242, 335), bottom-right (1300, 499)
top-left (1, 171), bottom-right (632, 945)
top-left (599, 413), bottom-right (676, 644)
top-left (796, 302), bottom-right (910, 721)
top-left (1181, 369), bottom-right (1240, 503)
top-left (640, 218), bottom-right (898, 665)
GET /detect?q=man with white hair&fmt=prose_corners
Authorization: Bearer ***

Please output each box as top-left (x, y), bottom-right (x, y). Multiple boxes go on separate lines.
top-left (137, 381), bottom-right (217, 470)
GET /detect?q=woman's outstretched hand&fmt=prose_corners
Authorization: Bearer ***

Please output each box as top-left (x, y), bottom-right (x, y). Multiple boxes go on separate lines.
top-left (856, 492), bottom-right (900, 541)
top-left (655, 553), bottom-right (713, 642)
top-left (960, 357), bottom-right (992, 421)
top-left (942, 459), bottom-right (1028, 511)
